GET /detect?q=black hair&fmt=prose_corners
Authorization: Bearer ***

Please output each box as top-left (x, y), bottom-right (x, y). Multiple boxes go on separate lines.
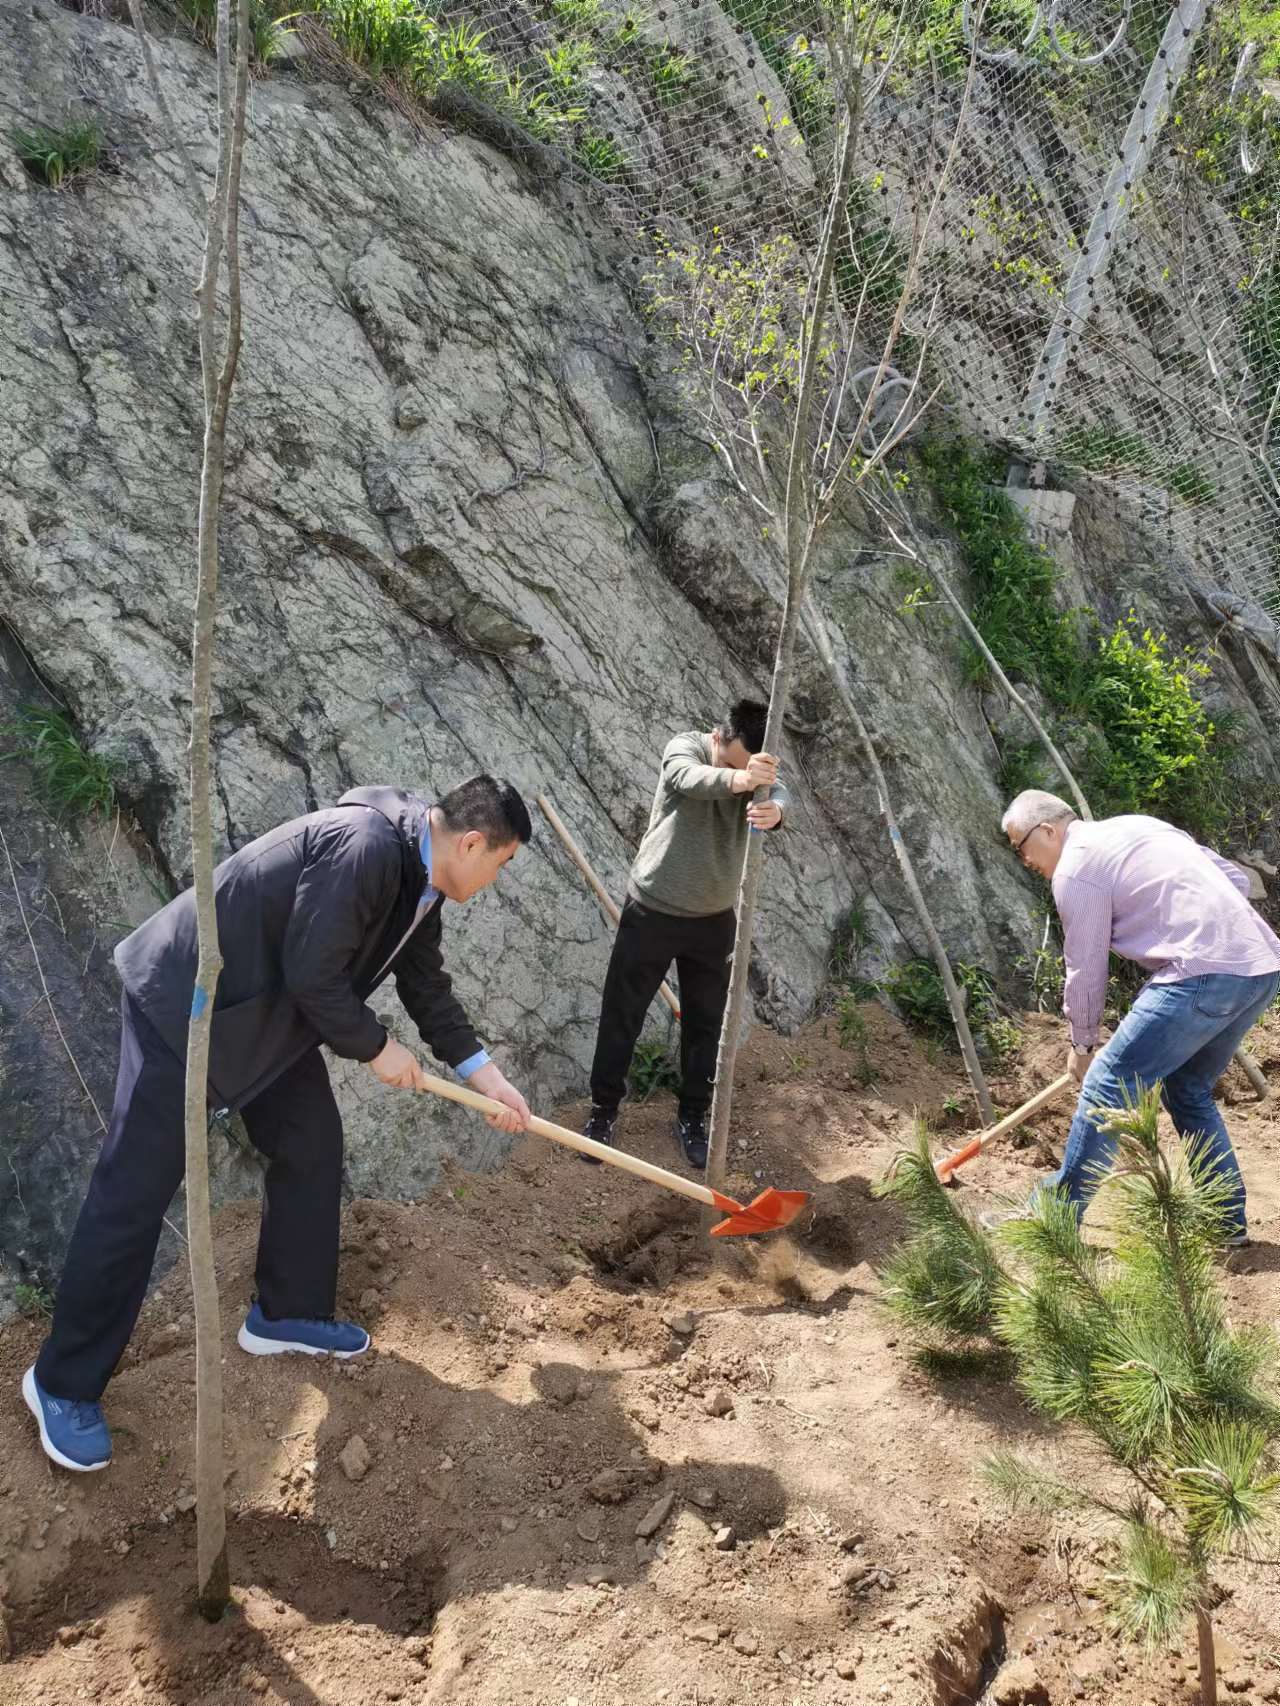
top-left (438, 774), bottom-right (532, 848)
top-left (718, 698), bottom-right (768, 753)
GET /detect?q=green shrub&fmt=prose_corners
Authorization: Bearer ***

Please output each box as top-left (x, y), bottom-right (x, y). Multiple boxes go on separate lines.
top-left (919, 438), bottom-right (1091, 705)
top-left (1081, 619), bottom-right (1229, 834)
top-left (828, 897), bottom-right (881, 998)
top-left (317, 0), bottom-right (509, 98)
top-left (578, 131), bottom-right (627, 181)
top-left (2, 705), bottom-right (116, 819)
top-left (981, 1014), bottom-right (1023, 1074)
top-left (1165, 463), bottom-right (1216, 507)
top-left (884, 956), bottom-right (995, 1039)
top-left (510, 79), bottom-right (586, 139)
top-left (14, 1282), bottom-right (54, 1319)
top-left (543, 36), bottom-right (596, 95)
top-left (178, 0), bottom-right (294, 64)
top-left (881, 955), bottom-right (1025, 1068)
top-left (1242, 273), bottom-right (1280, 402)
top-left (834, 992), bottom-right (876, 1085)
top-left (550, 0), bottom-right (602, 25)
top-left (629, 1037), bottom-right (680, 1100)
top-left (921, 437), bottom-right (1236, 842)
top-left (429, 18), bottom-right (501, 95)
top-left (317, 0), bottom-right (427, 77)
top-left (713, 0), bottom-right (832, 142)
top-left (12, 120), bottom-right (101, 188)
top-left (1168, 0), bottom-right (1279, 225)
top-left (652, 45), bottom-right (694, 106)
top-left (1015, 927), bottom-right (1066, 1012)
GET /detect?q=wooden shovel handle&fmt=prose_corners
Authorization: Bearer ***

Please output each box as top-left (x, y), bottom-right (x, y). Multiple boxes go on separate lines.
top-left (936, 1073), bottom-right (1073, 1180)
top-left (415, 1069), bottom-right (716, 1210)
top-left (536, 795), bottom-right (681, 1019)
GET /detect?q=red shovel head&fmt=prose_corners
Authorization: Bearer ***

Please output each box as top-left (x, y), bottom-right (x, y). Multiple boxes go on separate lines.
top-left (708, 1187), bottom-right (811, 1238)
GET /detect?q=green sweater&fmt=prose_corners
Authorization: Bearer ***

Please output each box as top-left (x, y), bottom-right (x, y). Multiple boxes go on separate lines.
top-left (627, 732), bottom-right (789, 917)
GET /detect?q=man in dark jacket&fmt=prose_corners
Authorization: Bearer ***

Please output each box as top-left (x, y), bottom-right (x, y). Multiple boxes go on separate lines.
top-left (23, 776), bottom-right (532, 1473)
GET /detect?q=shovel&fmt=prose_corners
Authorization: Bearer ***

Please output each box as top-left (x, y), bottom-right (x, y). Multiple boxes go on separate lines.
top-left (934, 1073), bottom-right (1073, 1183)
top-left (536, 794), bottom-right (681, 1020)
top-left (417, 1069), bottom-right (809, 1236)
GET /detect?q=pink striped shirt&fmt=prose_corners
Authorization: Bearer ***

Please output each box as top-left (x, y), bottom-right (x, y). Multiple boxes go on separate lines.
top-left (1053, 815), bottom-right (1280, 1049)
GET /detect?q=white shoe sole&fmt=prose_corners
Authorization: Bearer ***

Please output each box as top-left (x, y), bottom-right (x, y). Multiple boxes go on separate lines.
top-left (236, 1324), bottom-right (370, 1359)
top-left (22, 1366), bottom-right (111, 1473)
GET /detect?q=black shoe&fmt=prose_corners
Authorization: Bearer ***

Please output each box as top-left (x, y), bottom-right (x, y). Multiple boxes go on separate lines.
top-left (674, 1111), bottom-right (708, 1170)
top-left (580, 1105), bottom-right (617, 1166)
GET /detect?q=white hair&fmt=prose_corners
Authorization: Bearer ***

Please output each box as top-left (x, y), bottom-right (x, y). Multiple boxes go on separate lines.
top-left (1001, 789), bottom-right (1077, 839)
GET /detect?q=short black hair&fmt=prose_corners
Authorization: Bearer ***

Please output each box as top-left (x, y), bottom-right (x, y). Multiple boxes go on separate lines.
top-left (438, 774), bottom-right (532, 849)
top-left (718, 698), bottom-right (768, 753)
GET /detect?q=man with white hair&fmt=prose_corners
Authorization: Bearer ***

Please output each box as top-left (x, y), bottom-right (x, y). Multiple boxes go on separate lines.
top-left (993, 790), bottom-right (1280, 1241)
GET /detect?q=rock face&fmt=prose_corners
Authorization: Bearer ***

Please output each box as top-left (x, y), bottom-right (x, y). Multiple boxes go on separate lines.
top-left (0, 631), bottom-right (262, 1316)
top-left (2, 5), bottom-right (1278, 1298)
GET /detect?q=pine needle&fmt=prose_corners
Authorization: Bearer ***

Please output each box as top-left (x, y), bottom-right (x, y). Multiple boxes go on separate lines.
top-left (1103, 1520), bottom-right (1198, 1649)
top-left (875, 1125), bottom-right (1006, 1347)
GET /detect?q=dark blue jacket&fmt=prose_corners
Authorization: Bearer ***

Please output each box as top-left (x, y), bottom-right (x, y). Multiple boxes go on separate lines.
top-left (114, 787), bottom-right (480, 1110)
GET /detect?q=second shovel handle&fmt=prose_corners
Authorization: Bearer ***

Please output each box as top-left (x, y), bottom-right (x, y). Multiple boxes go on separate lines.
top-left (936, 1073), bottom-right (1073, 1179)
top-left (537, 795), bottom-right (681, 1019)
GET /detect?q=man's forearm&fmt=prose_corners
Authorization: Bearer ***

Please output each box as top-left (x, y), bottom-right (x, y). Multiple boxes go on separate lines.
top-left (1058, 878), bottom-right (1112, 1049)
top-left (1062, 958), bottom-right (1107, 1049)
top-left (665, 757), bottom-right (738, 798)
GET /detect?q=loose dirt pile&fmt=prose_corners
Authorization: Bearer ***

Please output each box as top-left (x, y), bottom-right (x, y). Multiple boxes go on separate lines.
top-left (2, 1005), bottom-right (1278, 1706)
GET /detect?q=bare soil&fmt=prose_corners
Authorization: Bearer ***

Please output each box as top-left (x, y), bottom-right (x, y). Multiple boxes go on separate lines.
top-left (2, 1004), bottom-right (1279, 1706)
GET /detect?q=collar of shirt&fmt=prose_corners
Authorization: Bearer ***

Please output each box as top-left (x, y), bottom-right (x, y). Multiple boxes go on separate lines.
top-left (418, 817), bottom-right (440, 915)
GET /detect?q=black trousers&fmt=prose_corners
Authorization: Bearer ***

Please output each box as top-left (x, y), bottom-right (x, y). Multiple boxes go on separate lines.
top-left (589, 897), bottom-right (735, 1117)
top-left (35, 991), bottom-right (344, 1401)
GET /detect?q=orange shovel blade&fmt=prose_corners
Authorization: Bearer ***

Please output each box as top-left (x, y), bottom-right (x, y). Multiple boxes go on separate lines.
top-left (709, 1187), bottom-right (811, 1238)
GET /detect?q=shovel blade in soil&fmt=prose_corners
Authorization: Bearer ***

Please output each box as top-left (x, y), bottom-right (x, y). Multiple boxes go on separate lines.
top-left (709, 1188), bottom-right (811, 1237)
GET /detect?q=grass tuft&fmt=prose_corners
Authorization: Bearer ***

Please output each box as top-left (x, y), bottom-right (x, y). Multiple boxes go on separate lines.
top-left (2, 705), bottom-right (116, 819)
top-left (12, 120), bottom-right (101, 188)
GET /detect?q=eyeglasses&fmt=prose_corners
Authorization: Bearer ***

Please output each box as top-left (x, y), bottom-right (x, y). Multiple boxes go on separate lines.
top-left (1011, 823), bottom-right (1044, 863)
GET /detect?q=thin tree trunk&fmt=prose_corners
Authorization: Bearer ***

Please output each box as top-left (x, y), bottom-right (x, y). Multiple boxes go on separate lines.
top-left (187, 0), bottom-right (250, 1622)
top-left (129, 0), bottom-right (251, 1619)
top-left (1196, 1604), bottom-right (1218, 1706)
top-left (803, 598), bottom-right (995, 1123)
top-left (703, 78), bottom-right (862, 1193)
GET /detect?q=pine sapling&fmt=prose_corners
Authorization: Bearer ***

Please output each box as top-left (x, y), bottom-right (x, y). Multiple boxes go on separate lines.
top-left (873, 1126), bottom-right (1005, 1363)
top-left (881, 1091), bottom-right (1280, 1706)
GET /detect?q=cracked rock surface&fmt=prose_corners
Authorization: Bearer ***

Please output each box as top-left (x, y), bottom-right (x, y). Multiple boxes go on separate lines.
top-left (2, 6), bottom-right (1278, 1293)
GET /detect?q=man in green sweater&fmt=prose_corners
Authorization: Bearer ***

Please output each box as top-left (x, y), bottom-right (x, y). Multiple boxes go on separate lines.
top-left (584, 699), bottom-right (788, 1169)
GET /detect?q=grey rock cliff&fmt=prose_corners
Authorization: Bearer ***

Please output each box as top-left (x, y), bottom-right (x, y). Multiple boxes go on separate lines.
top-left (2, 5), bottom-right (1277, 1297)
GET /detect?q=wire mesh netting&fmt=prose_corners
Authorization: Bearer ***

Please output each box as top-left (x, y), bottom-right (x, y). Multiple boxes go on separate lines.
top-left (271, 0), bottom-right (1279, 615)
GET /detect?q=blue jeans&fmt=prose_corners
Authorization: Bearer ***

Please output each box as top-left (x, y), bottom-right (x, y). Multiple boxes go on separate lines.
top-left (1046, 969), bottom-right (1280, 1237)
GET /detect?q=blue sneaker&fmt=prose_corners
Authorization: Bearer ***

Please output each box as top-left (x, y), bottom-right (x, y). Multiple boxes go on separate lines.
top-left (22, 1366), bottom-right (112, 1472)
top-left (236, 1300), bottom-right (370, 1359)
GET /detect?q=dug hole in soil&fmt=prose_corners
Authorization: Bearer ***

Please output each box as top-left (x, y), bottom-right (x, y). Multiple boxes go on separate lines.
top-left (2, 1006), bottom-right (1279, 1706)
